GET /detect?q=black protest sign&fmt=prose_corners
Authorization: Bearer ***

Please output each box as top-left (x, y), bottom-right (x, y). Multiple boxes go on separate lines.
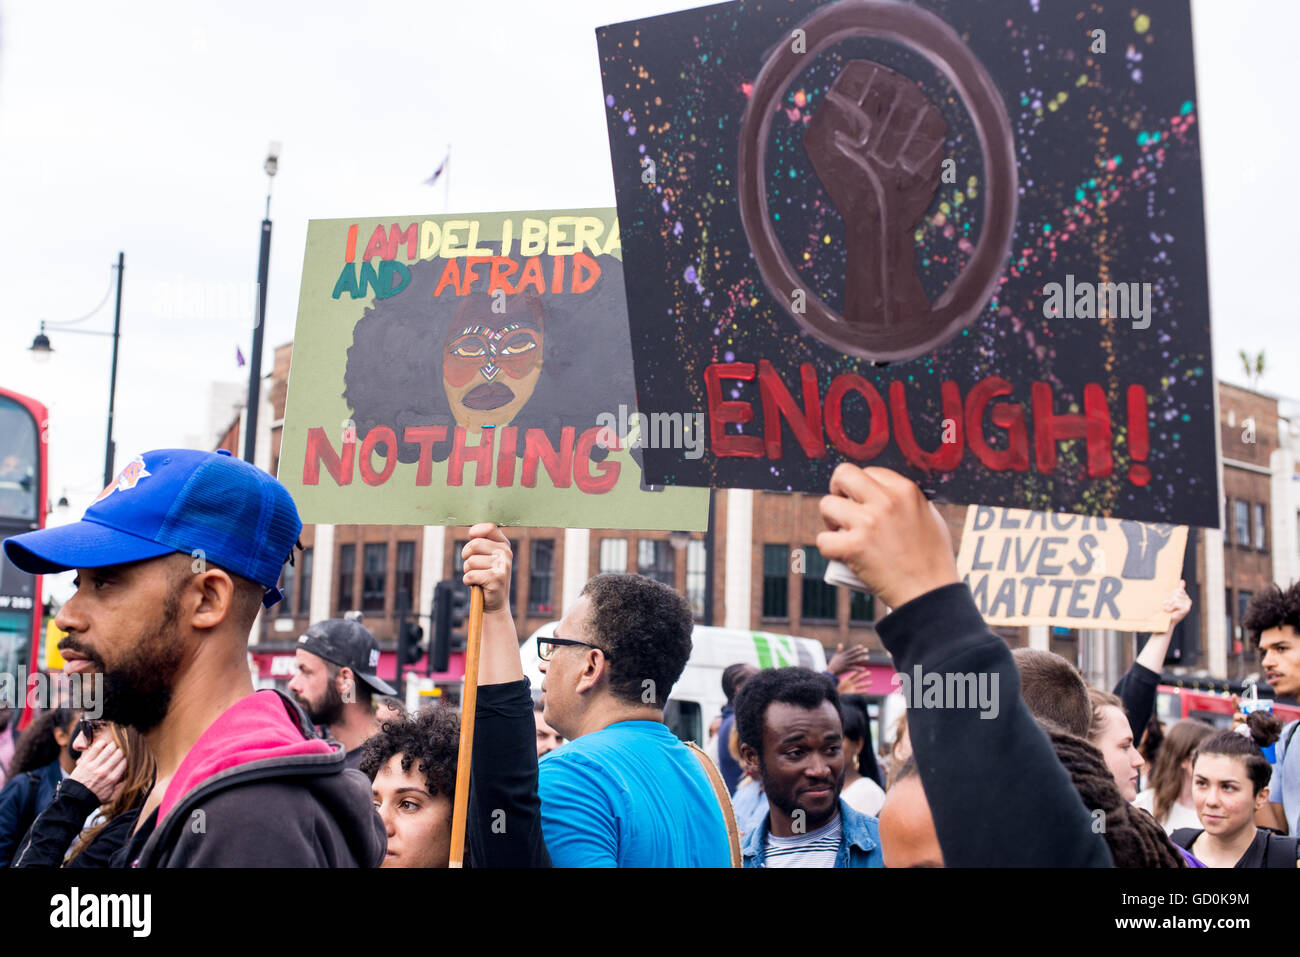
top-left (597, 0), bottom-right (1217, 527)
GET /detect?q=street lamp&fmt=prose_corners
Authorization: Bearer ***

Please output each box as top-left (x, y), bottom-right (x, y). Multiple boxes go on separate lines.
top-left (667, 530), bottom-right (692, 551)
top-left (29, 253), bottom-right (125, 488)
top-left (244, 141), bottom-right (280, 463)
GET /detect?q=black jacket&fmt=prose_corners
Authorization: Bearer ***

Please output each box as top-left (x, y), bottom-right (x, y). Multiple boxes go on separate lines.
top-left (1171, 826), bottom-right (1300, 867)
top-left (111, 690), bottom-right (386, 868)
top-left (1113, 661), bottom-right (1160, 741)
top-left (877, 583), bottom-right (1114, 867)
top-left (468, 679), bottom-right (550, 868)
top-left (12, 778), bottom-right (139, 868)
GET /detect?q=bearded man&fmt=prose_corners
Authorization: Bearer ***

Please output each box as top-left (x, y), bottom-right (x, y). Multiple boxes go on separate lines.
top-left (3, 449), bottom-right (386, 867)
top-left (289, 618), bottom-right (396, 769)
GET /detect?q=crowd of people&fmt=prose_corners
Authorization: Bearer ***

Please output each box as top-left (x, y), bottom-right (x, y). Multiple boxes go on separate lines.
top-left (0, 446), bottom-right (1297, 868)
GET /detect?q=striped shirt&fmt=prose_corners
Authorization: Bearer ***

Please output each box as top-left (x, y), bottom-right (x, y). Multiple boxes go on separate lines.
top-left (763, 813), bottom-right (841, 867)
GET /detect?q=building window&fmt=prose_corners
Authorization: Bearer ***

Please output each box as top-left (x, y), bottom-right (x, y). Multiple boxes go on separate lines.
top-left (1238, 590), bottom-right (1254, 639)
top-left (801, 545), bottom-right (837, 622)
top-left (599, 538), bottom-right (628, 574)
top-left (849, 590), bottom-right (875, 624)
top-left (529, 539), bottom-right (555, 616)
top-left (1254, 504), bottom-right (1267, 551)
top-left (762, 545), bottom-right (789, 619)
top-left (395, 541), bottom-right (415, 612)
top-left (638, 539), bottom-right (675, 586)
top-left (337, 544), bottom-right (356, 612)
top-left (1225, 588), bottom-right (1234, 640)
top-left (297, 547), bottom-right (313, 617)
top-left (277, 561), bottom-right (293, 617)
top-left (1233, 500), bottom-right (1251, 546)
top-left (686, 540), bottom-right (707, 619)
top-left (362, 543), bottom-right (387, 613)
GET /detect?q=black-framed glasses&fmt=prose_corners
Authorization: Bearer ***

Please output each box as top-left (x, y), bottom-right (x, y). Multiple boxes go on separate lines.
top-left (537, 634), bottom-right (609, 662)
top-left (78, 717), bottom-right (105, 744)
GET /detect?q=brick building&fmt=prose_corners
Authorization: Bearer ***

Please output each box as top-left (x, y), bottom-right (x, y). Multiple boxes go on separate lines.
top-left (1213, 383), bottom-right (1285, 680)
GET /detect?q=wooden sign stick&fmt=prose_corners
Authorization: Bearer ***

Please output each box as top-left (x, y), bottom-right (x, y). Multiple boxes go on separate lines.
top-left (448, 583), bottom-right (485, 868)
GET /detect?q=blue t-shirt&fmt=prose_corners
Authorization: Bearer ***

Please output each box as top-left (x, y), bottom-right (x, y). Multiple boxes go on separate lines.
top-left (1269, 720), bottom-right (1300, 835)
top-left (538, 720), bottom-right (731, 867)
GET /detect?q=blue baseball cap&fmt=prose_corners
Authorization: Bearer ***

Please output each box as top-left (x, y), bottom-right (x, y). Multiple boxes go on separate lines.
top-left (3, 448), bottom-right (302, 607)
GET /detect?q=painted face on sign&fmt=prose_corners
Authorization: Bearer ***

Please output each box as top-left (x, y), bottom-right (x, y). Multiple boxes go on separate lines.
top-left (441, 292), bottom-right (545, 430)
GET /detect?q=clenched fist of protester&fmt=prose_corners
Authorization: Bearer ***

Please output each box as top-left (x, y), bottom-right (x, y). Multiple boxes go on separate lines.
top-left (460, 523), bottom-right (514, 614)
top-left (816, 465), bottom-right (959, 612)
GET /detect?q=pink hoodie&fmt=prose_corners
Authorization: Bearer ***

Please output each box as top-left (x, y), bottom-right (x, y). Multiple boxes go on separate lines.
top-left (158, 691), bottom-right (333, 823)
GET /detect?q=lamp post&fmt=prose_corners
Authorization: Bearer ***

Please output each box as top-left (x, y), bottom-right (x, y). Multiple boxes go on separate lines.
top-left (29, 252), bottom-right (125, 488)
top-left (243, 141), bottom-right (280, 463)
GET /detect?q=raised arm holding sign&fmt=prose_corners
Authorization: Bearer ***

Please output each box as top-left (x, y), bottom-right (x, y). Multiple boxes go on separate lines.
top-left (817, 465), bottom-right (1112, 866)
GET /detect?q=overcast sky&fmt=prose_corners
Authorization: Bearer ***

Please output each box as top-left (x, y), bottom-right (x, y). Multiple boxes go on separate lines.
top-left (0, 0), bottom-right (1293, 517)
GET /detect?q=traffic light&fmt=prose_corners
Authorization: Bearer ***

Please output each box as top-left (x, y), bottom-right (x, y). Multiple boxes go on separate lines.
top-left (398, 621), bottom-right (424, 668)
top-left (448, 580), bottom-right (470, 651)
top-left (430, 578), bottom-right (471, 674)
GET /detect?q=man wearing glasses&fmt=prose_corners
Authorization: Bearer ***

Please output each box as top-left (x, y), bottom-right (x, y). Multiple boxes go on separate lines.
top-left (534, 574), bottom-right (731, 866)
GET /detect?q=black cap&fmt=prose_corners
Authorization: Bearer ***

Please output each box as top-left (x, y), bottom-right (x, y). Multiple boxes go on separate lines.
top-left (297, 619), bottom-right (398, 696)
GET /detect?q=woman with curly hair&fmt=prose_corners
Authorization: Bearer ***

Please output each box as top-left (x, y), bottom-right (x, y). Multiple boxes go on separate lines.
top-left (359, 706), bottom-right (460, 869)
top-left (360, 525), bottom-right (551, 869)
top-left (342, 249), bottom-right (640, 472)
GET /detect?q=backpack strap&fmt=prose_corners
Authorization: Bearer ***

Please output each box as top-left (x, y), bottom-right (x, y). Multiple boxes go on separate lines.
top-left (685, 741), bottom-right (742, 867)
top-left (1264, 832), bottom-right (1300, 868)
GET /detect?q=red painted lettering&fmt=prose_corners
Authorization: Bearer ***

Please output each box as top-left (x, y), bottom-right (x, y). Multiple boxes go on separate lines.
top-left (1032, 382), bottom-right (1113, 477)
top-left (890, 380), bottom-right (964, 471)
top-left (522, 428), bottom-right (575, 488)
top-left (964, 376), bottom-right (1029, 471)
top-left (703, 362), bottom-right (764, 458)
top-left (302, 427), bottom-right (355, 486)
top-left (575, 426), bottom-right (620, 493)
top-left (403, 426), bottom-right (447, 486)
top-left (823, 373), bottom-right (889, 460)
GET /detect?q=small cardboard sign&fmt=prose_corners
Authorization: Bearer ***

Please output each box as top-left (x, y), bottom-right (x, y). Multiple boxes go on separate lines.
top-left (956, 505), bottom-right (1188, 630)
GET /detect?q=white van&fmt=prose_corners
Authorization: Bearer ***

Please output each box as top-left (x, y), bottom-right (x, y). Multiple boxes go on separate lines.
top-left (521, 622), bottom-right (828, 746)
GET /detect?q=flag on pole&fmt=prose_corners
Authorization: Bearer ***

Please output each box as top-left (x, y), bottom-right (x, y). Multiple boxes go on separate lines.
top-left (424, 149), bottom-right (450, 186)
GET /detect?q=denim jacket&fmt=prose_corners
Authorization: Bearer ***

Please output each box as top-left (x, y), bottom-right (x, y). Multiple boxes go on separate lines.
top-left (742, 796), bottom-right (883, 868)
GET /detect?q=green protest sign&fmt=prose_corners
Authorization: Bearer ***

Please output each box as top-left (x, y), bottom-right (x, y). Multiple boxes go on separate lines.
top-left (280, 208), bottom-right (709, 530)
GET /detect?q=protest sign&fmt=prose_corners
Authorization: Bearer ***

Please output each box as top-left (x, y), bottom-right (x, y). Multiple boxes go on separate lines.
top-left (279, 208), bottom-right (709, 530)
top-left (596, 0), bottom-right (1217, 527)
top-left (955, 505), bottom-right (1188, 631)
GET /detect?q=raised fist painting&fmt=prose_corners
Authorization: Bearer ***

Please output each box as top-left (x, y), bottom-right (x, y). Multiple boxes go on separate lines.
top-left (804, 60), bottom-right (947, 329)
top-left (1119, 520), bottom-right (1175, 580)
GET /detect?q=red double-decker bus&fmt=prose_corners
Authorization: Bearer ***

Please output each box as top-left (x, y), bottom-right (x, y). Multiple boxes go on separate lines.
top-left (0, 387), bottom-right (49, 721)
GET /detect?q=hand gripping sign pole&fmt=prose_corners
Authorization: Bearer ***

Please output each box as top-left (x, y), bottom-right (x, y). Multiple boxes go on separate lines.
top-left (448, 583), bottom-right (485, 868)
